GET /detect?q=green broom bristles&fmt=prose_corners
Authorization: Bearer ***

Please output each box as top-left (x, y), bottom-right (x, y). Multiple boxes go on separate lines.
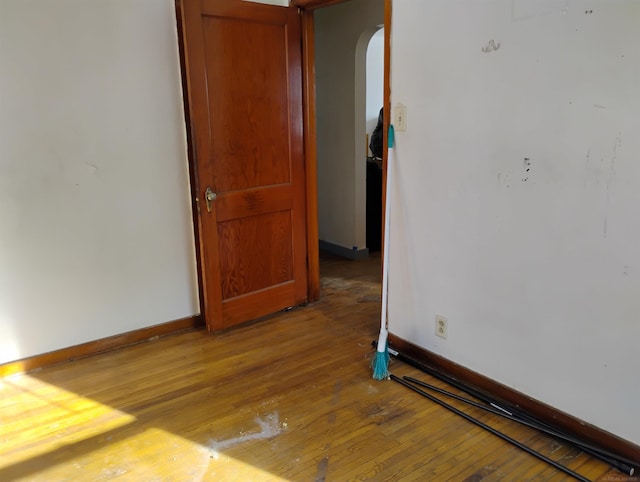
top-left (372, 329), bottom-right (390, 380)
top-left (372, 345), bottom-right (390, 380)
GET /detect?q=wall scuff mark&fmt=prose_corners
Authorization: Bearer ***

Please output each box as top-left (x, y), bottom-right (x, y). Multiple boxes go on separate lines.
top-left (522, 157), bottom-right (531, 182)
top-left (603, 136), bottom-right (622, 239)
top-left (482, 39), bottom-right (501, 53)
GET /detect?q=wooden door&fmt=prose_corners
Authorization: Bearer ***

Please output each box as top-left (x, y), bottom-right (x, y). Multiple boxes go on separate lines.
top-left (180, 0), bottom-right (308, 330)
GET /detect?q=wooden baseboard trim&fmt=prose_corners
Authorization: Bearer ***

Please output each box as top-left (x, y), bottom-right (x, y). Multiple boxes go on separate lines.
top-left (0, 315), bottom-right (204, 377)
top-left (388, 333), bottom-right (640, 464)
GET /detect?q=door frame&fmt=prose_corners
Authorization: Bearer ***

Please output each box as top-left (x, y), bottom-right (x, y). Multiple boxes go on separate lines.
top-left (298, 0), bottom-right (391, 303)
top-left (175, 0), bottom-right (391, 317)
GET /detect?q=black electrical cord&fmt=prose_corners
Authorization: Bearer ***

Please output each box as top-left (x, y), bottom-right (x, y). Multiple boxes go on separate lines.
top-left (379, 343), bottom-right (639, 473)
top-left (380, 340), bottom-right (639, 472)
top-left (372, 341), bottom-right (523, 416)
top-left (390, 374), bottom-right (591, 482)
top-left (403, 376), bottom-right (636, 476)
top-left (385, 345), bottom-right (530, 420)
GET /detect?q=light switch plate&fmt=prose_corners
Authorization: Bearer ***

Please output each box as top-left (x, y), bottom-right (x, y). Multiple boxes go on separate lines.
top-left (394, 104), bottom-right (407, 131)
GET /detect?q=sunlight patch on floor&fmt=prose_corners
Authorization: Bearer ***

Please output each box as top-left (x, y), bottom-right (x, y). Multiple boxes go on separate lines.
top-left (19, 426), bottom-right (289, 482)
top-left (1, 375), bottom-right (290, 481)
top-left (1, 374), bottom-right (136, 472)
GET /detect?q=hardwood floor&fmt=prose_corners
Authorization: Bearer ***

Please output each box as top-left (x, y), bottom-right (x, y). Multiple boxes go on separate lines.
top-left (0, 252), bottom-right (631, 481)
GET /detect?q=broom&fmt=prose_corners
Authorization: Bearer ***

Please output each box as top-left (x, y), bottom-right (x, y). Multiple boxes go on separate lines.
top-left (372, 124), bottom-right (395, 380)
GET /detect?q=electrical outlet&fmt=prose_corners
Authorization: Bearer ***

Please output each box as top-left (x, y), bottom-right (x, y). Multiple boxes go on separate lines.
top-left (435, 315), bottom-right (448, 339)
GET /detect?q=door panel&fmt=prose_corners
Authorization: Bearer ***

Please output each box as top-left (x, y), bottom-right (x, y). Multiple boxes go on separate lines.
top-left (203, 17), bottom-right (291, 192)
top-left (181, 0), bottom-right (307, 330)
top-left (215, 185), bottom-right (293, 223)
top-left (218, 212), bottom-right (294, 299)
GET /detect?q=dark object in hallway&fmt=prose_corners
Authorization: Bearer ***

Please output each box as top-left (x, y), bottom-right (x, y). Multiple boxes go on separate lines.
top-left (369, 107), bottom-right (384, 159)
top-left (366, 158), bottom-right (382, 252)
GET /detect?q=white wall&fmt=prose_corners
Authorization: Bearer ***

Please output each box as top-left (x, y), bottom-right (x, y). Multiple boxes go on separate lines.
top-left (0, 0), bottom-right (198, 364)
top-left (315, 0), bottom-right (384, 251)
top-left (366, 29), bottom-right (384, 149)
top-left (389, 0), bottom-right (640, 445)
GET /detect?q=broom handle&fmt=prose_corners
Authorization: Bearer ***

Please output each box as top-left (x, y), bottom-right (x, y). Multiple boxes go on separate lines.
top-left (379, 131), bottom-right (393, 337)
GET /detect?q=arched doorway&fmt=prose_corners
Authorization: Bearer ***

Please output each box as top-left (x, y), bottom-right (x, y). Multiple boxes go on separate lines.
top-left (314, 0), bottom-right (385, 260)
